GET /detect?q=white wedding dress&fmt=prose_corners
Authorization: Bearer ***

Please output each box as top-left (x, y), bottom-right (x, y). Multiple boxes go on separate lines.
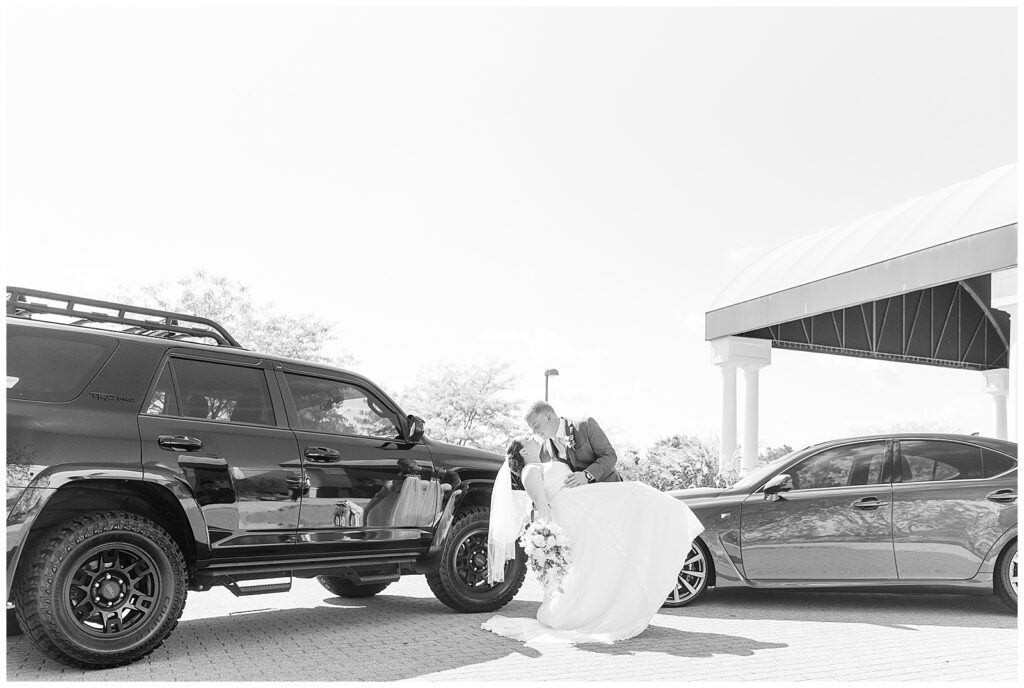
top-left (482, 460), bottom-right (705, 644)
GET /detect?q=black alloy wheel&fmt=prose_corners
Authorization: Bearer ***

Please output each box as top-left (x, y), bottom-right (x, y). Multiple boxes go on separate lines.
top-left (13, 512), bottom-right (187, 669)
top-left (66, 543), bottom-right (162, 637)
top-left (426, 507), bottom-right (526, 613)
top-left (662, 540), bottom-right (711, 608)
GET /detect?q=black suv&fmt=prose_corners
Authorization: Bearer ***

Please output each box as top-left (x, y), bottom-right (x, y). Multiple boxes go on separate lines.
top-left (6, 287), bottom-right (526, 668)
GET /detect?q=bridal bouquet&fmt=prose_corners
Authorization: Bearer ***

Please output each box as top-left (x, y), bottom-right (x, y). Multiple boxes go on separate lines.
top-left (519, 519), bottom-right (573, 593)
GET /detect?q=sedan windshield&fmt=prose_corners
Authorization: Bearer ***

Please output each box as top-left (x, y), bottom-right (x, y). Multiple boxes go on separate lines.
top-left (730, 450), bottom-right (802, 491)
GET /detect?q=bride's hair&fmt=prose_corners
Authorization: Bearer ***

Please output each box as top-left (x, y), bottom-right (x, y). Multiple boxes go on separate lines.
top-left (505, 439), bottom-right (526, 490)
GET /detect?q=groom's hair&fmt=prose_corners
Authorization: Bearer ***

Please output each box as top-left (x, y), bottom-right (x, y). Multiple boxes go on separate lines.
top-left (526, 400), bottom-right (556, 420)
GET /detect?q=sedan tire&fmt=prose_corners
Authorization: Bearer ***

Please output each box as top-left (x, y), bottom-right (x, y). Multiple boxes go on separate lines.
top-left (663, 539), bottom-right (712, 608)
top-left (994, 540), bottom-right (1017, 613)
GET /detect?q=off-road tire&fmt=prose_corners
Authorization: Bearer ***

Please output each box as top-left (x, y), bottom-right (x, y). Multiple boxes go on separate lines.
top-left (994, 540), bottom-right (1017, 613)
top-left (13, 511), bottom-right (187, 669)
top-left (316, 576), bottom-right (392, 598)
top-left (426, 507), bottom-right (526, 613)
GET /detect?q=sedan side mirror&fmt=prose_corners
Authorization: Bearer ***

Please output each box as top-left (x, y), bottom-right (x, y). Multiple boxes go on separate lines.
top-left (406, 414), bottom-right (425, 443)
top-left (762, 473), bottom-right (792, 501)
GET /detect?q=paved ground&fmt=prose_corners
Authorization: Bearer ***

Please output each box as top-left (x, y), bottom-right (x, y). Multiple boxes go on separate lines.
top-left (6, 573), bottom-right (1018, 682)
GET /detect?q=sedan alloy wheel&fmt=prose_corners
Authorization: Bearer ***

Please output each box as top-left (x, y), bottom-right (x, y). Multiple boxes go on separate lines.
top-left (663, 540), bottom-right (710, 607)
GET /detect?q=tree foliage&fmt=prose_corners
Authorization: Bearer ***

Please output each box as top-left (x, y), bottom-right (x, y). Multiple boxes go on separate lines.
top-left (759, 444), bottom-right (795, 464)
top-left (397, 362), bottom-right (527, 454)
top-left (619, 434), bottom-right (738, 490)
top-left (120, 270), bottom-right (350, 366)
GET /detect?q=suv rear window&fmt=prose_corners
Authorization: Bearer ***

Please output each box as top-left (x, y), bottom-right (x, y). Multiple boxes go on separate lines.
top-left (7, 329), bottom-right (118, 402)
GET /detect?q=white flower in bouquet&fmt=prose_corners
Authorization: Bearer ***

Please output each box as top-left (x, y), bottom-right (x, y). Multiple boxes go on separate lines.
top-left (519, 519), bottom-right (573, 593)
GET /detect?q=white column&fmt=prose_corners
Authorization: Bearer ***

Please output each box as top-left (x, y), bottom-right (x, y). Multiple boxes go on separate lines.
top-left (991, 269), bottom-right (1016, 440)
top-left (711, 336), bottom-right (772, 476)
top-left (741, 365), bottom-right (765, 474)
top-left (718, 364), bottom-right (738, 474)
top-left (982, 369), bottom-right (1009, 440)
top-left (1003, 304), bottom-right (1016, 441)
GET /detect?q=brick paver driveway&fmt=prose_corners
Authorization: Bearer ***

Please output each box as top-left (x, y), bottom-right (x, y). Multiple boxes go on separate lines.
top-left (7, 573), bottom-right (1017, 682)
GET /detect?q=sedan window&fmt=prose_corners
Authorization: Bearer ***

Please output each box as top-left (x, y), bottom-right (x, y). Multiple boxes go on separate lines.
top-left (731, 453), bottom-right (797, 491)
top-left (982, 449), bottom-right (1017, 477)
top-left (788, 442), bottom-right (888, 491)
top-left (899, 441), bottom-right (984, 482)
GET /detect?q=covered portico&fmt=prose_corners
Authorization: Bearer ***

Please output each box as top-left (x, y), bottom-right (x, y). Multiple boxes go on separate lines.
top-left (706, 164), bottom-right (1017, 475)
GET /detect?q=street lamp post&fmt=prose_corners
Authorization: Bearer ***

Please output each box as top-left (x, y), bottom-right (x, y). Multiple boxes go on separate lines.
top-left (544, 368), bottom-right (559, 402)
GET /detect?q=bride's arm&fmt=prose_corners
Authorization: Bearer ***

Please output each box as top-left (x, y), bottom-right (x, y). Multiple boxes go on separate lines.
top-left (520, 463), bottom-right (552, 521)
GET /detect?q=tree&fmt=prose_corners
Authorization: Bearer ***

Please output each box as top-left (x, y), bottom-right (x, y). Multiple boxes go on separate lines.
top-left (396, 362), bottom-right (527, 454)
top-left (759, 444), bottom-right (795, 464)
top-left (120, 270), bottom-right (350, 366)
top-left (620, 434), bottom-right (738, 491)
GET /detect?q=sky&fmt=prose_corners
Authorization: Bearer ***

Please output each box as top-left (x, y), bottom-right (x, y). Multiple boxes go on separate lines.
top-left (4, 3), bottom-right (1018, 455)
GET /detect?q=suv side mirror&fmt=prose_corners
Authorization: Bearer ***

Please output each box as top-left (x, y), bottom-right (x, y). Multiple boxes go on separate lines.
top-left (406, 415), bottom-right (425, 443)
top-left (762, 473), bottom-right (792, 501)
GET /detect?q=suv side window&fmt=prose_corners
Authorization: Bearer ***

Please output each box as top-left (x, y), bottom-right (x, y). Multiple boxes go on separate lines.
top-left (285, 373), bottom-right (401, 439)
top-left (788, 442), bottom-right (887, 490)
top-left (156, 358), bottom-right (275, 425)
top-left (7, 330), bottom-right (118, 402)
top-left (144, 365), bottom-right (178, 416)
top-left (899, 440), bottom-right (984, 482)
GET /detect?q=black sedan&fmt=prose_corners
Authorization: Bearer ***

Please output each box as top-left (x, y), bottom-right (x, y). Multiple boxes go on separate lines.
top-left (664, 433), bottom-right (1017, 611)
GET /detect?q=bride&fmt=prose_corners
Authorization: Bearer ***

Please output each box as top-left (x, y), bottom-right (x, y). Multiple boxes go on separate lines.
top-left (483, 437), bottom-right (705, 644)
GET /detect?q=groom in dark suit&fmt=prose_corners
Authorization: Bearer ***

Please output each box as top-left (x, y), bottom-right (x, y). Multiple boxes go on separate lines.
top-left (525, 401), bottom-right (621, 488)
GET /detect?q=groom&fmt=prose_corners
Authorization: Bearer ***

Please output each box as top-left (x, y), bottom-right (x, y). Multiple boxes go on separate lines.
top-left (525, 401), bottom-right (621, 488)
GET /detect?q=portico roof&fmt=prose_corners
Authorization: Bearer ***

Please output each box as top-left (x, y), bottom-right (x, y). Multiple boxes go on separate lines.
top-left (705, 164), bottom-right (1017, 370)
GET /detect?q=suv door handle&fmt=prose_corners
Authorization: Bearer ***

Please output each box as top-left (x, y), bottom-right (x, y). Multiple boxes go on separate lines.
top-left (178, 456), bottom-right (227, 469)
top-left (304, 446), bottom-right (341, 462)
top-left (986, 489), bottom-right (1017, 503)
top-left (851, 496), bottom-right (888, 510)
top-left (158, 435), bottom-right (203, 452)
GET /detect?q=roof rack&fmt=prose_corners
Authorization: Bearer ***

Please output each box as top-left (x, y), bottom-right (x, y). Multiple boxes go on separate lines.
top-left (6, 286), bottom-right (242, 348)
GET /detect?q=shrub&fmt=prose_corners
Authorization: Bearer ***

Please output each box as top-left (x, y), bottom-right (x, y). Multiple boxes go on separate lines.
top-left (619, 435), bottom-right (738, 491)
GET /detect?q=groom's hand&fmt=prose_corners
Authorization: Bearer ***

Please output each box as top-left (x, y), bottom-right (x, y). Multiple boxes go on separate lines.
top-left (563, 471), bottom-right (588, 488)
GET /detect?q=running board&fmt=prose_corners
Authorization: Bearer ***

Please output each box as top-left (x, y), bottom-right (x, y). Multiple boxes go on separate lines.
top-left (224, 576), bottom-right (293, 597)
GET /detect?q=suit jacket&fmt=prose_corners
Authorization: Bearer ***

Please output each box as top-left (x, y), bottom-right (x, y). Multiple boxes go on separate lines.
top-left (541, 416), bottom-right (621, 483)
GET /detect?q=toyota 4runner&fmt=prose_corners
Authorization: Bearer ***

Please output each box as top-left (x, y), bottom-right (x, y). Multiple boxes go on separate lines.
top-left (6, 286), bottom-right (526, 668)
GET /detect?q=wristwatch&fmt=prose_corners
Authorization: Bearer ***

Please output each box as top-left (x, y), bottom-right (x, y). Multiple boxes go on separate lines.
top-left (583, 470), bottom-right (596, 483)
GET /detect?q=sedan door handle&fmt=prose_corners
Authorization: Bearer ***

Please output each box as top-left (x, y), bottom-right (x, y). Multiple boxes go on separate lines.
top-left (304, 446), bottom-right (341, 462)
top-left (986, 489), bottom-right (1017, 503)
top-left (158, 435), bottom-right (203, 452)
top-left (851, 496), bottom-right (889, 510)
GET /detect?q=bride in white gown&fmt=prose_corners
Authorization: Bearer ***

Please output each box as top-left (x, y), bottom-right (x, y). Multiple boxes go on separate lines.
top-left (482, 438), bottom-right (705, 644)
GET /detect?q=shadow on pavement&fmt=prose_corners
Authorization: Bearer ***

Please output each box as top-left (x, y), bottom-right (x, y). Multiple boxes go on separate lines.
top-left (661, 588), bottom-right (1017, 630)
top-left (9, 588), bottom-right (1013, 680)
top-left (7, 594), bottom-right (546, 681)
top-left (576, 624), bottom-right (787, 658)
